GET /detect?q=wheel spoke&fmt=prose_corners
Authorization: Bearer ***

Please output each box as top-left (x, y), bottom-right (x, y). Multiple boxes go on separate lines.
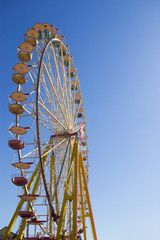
top-left (42, 62), bottom-right (69, 129)
top-left (39, 101), bottom-right (69, 132)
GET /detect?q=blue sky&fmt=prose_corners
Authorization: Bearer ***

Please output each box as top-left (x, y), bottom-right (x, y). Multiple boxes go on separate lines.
top-left (1, 0), bottom-right (160, 239)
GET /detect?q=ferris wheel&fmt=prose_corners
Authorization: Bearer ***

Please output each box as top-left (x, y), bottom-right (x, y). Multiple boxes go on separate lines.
top-left (4, 23), bottom-right (97, 240)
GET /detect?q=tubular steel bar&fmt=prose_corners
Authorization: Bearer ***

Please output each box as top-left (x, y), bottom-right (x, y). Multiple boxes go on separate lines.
top-left (56, 136), bottom-right (78, 239)
top-left (79, 154), bottom-right (97, 240)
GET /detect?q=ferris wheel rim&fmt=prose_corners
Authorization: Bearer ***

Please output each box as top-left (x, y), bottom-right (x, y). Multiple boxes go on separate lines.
top-left (35, 37), bottom-right (84, 220)
top-left (36, 38), bottom-right (58, 219)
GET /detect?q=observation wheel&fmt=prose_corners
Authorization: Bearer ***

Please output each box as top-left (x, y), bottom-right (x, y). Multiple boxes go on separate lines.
top-left (4, 23), bottom-right (97, 240)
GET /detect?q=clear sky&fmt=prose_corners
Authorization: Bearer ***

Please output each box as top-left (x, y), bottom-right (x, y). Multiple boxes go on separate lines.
top-left (1, 0), bottom-right (160, 239)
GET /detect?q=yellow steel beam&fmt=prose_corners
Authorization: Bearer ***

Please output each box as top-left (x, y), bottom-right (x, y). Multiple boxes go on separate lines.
top-left (79, 155), bottom-right (97, 240)
top-left (49, 152), bottom-right (54, 235)
top-left (56, 136), bottom-right (78, 239)
top-left (79, 154), bottom-right (87, 240)
top-left (72, 140), bottom-right (78, 237)
top-left (53, 154), bottom-right (59, 216)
